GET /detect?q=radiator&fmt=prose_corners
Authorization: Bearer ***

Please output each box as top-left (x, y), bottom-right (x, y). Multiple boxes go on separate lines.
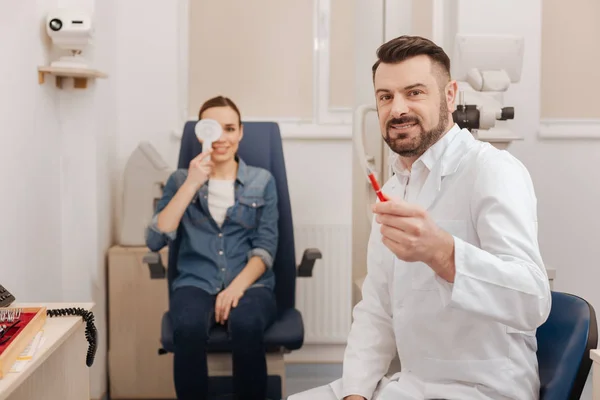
top-left (294, 224), bottom-right (352, 344)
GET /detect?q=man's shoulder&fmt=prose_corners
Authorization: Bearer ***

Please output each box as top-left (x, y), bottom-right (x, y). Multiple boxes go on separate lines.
top-left (469, 141), bottom-right (530, 177)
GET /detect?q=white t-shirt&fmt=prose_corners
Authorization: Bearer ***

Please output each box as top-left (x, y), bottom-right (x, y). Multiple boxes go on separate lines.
top-left (207, 179), bottom-right (235, 227)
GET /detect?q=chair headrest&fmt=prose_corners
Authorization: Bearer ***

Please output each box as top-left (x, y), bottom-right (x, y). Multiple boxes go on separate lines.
top-left (178, 120), bottom-right (283, 172)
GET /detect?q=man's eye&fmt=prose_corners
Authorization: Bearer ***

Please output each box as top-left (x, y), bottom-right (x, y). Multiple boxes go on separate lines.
top-left (379, 95), bottom-right (391, 101)
top-left (408, 90), bottom-right (423, 96)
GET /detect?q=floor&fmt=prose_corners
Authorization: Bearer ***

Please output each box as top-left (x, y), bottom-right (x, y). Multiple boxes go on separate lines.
top-left (285, 363), bottom-right (343, 397)
top-left (102, 365), bottom-right (593, 399)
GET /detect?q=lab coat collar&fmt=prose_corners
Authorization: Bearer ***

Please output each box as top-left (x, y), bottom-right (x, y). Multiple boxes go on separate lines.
top-left (391, 124), bottom-right (476, 210)
top-left (391, 123), bottom-right (462, 177)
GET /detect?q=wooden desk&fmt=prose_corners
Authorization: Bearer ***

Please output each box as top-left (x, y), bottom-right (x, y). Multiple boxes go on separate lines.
top-left (591, 349), bottom-right (600, 399)
top-left (0, 302), bottom-right (93, 400)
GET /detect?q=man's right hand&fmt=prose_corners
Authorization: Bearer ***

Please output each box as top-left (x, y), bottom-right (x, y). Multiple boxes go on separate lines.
top-left (344, 396), bottom-right (366, 400)
top-left (185, 149), bottom-right (214, 190)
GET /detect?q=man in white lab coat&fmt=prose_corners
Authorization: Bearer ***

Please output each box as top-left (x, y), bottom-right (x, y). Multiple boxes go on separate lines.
top-left (289, 36), bottom-right (551, 400)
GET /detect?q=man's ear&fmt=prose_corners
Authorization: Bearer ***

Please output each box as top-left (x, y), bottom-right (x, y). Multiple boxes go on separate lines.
top-left (446, 80), bottom-right (459, 111)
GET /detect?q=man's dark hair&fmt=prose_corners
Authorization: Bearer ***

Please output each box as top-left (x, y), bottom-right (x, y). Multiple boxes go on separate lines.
top-left (372, 35), bottom-right (451, 84)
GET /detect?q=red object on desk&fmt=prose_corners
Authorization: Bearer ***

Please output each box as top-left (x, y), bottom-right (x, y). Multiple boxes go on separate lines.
top-left (0, 312), bottom-right (37, 355)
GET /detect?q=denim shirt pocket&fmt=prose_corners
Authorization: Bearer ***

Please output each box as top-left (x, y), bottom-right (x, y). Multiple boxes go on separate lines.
top-left (234, 196), bottom-right (265, 229)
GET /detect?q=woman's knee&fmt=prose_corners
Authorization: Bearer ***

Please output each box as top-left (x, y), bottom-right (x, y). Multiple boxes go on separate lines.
top-left (173, 316), bottom-right (211, 345)
top-left (170, 287), bottom-right (214, 344)
top-left (228, 312), bottom-right (265, 342)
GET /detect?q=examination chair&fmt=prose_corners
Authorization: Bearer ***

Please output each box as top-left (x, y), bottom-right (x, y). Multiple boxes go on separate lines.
top-left (144, 121), bottom-right (322, 400)
top-left (537, 291), bottom-right (598, 400)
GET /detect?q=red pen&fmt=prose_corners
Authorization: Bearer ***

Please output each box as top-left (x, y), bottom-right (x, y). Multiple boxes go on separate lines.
top-left (367, 167), bottom-right (388, 202)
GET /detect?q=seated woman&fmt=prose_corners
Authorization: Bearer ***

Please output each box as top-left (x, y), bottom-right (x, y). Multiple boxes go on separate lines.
top-left (145, 96), bottom-right (279, 400)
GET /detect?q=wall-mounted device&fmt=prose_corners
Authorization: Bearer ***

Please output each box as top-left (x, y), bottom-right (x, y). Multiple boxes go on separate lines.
top-left (46, 9), bottom-right (93, 69)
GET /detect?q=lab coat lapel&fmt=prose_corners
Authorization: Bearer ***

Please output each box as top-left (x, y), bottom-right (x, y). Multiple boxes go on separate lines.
top-left (415, 129), bottom-right (475, 210)
top-left (415, 160), bottom-right (443, 211)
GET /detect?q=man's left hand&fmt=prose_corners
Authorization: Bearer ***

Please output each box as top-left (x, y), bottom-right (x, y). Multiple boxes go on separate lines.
top-left (372, 198), bottom-right (456, 282)
top-left (215, 285), bottom-right (244, 324)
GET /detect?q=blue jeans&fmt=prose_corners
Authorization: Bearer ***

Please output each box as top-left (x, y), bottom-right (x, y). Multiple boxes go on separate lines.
top-left (170, 285), bottom-right (277, 400)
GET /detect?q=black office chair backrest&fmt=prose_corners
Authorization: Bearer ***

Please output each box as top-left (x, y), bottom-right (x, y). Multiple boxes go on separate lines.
top-left (537, 291), bottom-right (598, 399)
top-left (167, 121), bottom-right (297, 313)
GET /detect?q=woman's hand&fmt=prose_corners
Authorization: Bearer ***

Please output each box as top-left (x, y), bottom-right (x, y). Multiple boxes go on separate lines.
top-left (185, 149), bottom-right (214, 190)
top-left (215, 285), bottom-right (245, 324)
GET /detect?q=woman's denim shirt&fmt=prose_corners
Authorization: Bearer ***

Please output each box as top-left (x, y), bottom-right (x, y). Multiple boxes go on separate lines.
top-left (146, 158), bottom-right (279, 294)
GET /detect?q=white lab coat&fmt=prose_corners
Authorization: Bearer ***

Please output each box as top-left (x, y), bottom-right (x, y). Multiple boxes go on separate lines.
top-left (290, 127), bottom-right (551, 400)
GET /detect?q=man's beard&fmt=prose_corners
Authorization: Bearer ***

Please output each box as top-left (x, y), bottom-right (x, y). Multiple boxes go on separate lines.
top-left (384, 99), bottom-right (449, 158)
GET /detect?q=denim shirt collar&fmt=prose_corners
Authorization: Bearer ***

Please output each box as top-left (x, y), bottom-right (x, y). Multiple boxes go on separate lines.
top-left (193, 155), bottom-right (247, 204)
top-left (235, 156), bottom-right (248, 186)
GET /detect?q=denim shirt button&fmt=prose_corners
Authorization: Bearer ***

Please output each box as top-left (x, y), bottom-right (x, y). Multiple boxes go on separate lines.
top-left (252, 202), bottom-right (257, 207)
top-left (218, 250), bottom-right (224, 255)
top-left (218, 233), bottom-right (223, 238)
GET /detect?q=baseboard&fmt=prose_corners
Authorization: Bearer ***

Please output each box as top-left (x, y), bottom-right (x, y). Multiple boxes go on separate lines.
top-left (539, 118), bottom-right (600, 139)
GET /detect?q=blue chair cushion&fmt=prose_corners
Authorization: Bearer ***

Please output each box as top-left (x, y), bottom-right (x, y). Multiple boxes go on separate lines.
top-left (161, 308), bottom-right (304, 353)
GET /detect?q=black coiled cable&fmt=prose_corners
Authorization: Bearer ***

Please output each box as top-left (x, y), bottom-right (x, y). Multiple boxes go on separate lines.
top-left (46, 307), bottom-right (97, 367)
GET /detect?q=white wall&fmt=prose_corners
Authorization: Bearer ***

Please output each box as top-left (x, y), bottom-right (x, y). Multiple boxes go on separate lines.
top-left (0, 1), bottom-right (116, 398)
top-left (0, 2), bottom-right (63, 302)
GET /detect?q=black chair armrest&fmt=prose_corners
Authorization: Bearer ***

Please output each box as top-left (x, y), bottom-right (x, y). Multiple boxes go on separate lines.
top-left (143, 251), bottom-right (166, 279)
top-left (297, 248), bottom-right (322, 277)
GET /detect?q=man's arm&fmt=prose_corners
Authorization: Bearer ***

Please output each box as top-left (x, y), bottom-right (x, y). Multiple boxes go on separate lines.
top-left (445, 151), bottom-right (551, 331)
top-left (341, 213), bottom-right (397, 399)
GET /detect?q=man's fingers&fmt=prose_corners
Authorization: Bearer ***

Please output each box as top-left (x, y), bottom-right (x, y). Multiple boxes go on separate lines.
top-left (372, 199), bottom-right (423, 218)
top-left (376, 215), bottom-right (422, 235)
top-left (380, 223), bottom-right (410, 244)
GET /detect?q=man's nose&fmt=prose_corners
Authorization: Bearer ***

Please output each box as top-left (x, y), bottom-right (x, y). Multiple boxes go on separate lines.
top-left (390, 96), bottom-right (409, 118)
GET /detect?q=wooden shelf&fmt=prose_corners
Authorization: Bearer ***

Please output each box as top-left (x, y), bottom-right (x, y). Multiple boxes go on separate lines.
top-left (37, 66), bottom-right (108, 89)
